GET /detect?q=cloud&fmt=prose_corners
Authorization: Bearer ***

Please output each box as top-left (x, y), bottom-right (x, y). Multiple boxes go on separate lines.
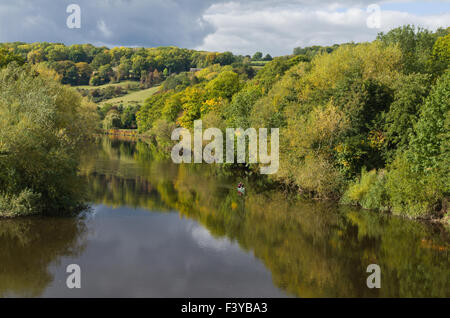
top-left (190, 223), bottom-right (233, 251)
top-left (0, 0), bottom-right (221, 47)
top-left (196, 1), bottom-right (450, 56)
top-left (0, 0), bottom-right (448, 55)
top-left (97, 20), bottom-right (113, 38)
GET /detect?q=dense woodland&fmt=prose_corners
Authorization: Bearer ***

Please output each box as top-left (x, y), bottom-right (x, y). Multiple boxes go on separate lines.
top-left (137, 25), bottom-right (450, 220)
top-left (0, 25), bottom-right (449, 220)
top-left (0, 42), bottom-right (268, 86)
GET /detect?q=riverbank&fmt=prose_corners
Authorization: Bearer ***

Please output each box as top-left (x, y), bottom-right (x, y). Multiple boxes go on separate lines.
top-left (94, 132), bottom-right (449, 227)
top-left (102, 129), bottom-right (139, 137)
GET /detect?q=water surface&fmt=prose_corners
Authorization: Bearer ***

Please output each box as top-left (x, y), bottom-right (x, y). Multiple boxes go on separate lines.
top-left (1, 137), bottom-right (449, 297)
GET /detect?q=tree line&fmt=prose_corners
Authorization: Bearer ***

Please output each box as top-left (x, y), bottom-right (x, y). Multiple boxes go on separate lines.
top-left (0, 25), bottom-right (448, 220)
top-left (137, 25), bottom-right (449, 220)
top-left (0, 42), bottom-right (263, 87)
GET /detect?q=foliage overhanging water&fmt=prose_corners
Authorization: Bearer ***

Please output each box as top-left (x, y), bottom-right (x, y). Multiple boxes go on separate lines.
top-left (0, 136), bottom-right (449, 297)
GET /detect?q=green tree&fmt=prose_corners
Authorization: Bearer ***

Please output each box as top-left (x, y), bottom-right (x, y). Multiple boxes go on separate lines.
top-left (103, 109), bottom-right (122, 129)
top-left (98, 64), bottom-right (113, 84)
top-left (226, 85), bottom-right (263, 129)
top-left (75, 62), bottom-right (93, 85)
top-left (27, 49), bottom-right (45, 64)
top-left (430, 33), bottom-right (450, 75)
top-left (0, 64), bottom-right (98, 217)
top-left (91, 51), bottom-right (111, 69)
top-left (117, 57), bottom-right (131, 81)
top-left (47, 45), bottom-right (68, 62)
top-left (68, 45), bottom-right (88, 63)
top-left (216, 52), bottom-right (235, 65)
top-left (377, 25), bottom-right (439, 74)
top-left (205, 70), bottom-right (242, 100)
top-left (121, 106), bottom-right (139, 129)
top-left (409, 70), bottom-right (449, 174)
top-left (263, 54), bottom-right (273, 61)
top-left (252, 52), bottom-right (263, 61)
top-left (0, 48), bottom-right (25, 68)
top-left (383, 73), bottom-right (431, 159)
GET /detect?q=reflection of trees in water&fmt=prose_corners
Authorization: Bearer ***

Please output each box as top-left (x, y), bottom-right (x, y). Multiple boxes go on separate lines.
top-left (83, 137), bottom-right (450, 297)
top-left (86, 173), bottom-right (170, 211)
top-left (0, 217), bottom-right (87, 297)
top-left (80, 136), bottom-right (178, 210)
top-left (172, 181), bottom-right (450, 297)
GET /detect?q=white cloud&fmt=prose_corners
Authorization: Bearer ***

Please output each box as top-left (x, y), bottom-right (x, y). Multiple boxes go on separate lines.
top-left (97, 20), bottom-right (113, 38)
top-left (196, 1), bottom-right (450, 56)
top-left (0, 0), bottom-right (448, 55)
top-left (190, 223), bottom-right (232, 251)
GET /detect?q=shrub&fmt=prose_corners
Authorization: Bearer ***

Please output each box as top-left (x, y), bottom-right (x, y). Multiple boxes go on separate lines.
top-left (385, 154), bottom-right (444, 217)
top-left (102, 110), bottom-right (122, 129)
top-left (148, 119), bottom-right (177, 155)
top-left (341, 169), bottom-right (389, 211)
top-left (0, 189), bottom-right (41, 218)
top-left (0, 64), bottom-right (97, 217)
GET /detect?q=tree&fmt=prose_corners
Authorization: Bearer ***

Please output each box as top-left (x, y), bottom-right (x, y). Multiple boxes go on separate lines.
top-left (216, 52), bottom-right (235, 65)
top-left (252, 52), bottom-right (263, 61)
top-left (226, 85), bottom-right (262, 129)
top-left (131, 55), bottom-right (149, 79)
top-left (103, 109), bottom-right (122, 129)
top-left (121, 106), bottom-right (139, 129)
top-left (47, 45), bottom-right (68, 61)
top-left (263, 54), bottom-right (273, 61)
top-left (0, 64), bottom-right (97, 217)
top-left (117, 57), bottom-right (131, 81)
top-left (383, 73), bottom-right (431, 159)
top-left (91, 51), bottom-right (111, 69)
top-left (75, 62), bottom-right (92, 85)
top-left (205, 70), bottom-right (242, 100)
top-left (409, 70), bottom-right (449, 173)
top-left (98, 64), bottom-right (113, 83)
top-left (177, 87), bottom-right (206, 128)
top-left (51, 60), bottom-right (79, 85)
top-left (162, 93), bottom-right (183, 122)
top-left (385, 71), bottom-right (449, 217)
top-left (377, 25), bottom-right (438, 74)
top-left (63, 65), bottom-right (79, 85)
top-left (89, 75), bottom-right (103, 86)
top-left (27, 50), bottom-right (45, 64)
top-left (0, 48), bottom-right (25, 68)
top-left (430, 33), bottom-right (450, 76)
top-left (68, 45), bottom-right (88, 63)
top-left (252, 56), bottom-right (299, 92)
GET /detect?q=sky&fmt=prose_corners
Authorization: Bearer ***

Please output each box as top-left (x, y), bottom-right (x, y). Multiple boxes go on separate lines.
top-left (0, 0), bottom-right (448, 56)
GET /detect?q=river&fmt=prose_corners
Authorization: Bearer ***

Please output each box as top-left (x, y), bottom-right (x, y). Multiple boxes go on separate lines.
top-left (0, 136), bottom-right (449, 297)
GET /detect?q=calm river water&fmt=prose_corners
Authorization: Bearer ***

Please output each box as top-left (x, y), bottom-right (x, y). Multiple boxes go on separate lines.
top-left (1, 136), bottom-right (449, 297)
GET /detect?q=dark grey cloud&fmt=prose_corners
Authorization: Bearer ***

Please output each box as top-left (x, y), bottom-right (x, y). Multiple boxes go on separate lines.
top-left (0, 0), bottom-right (223, 47)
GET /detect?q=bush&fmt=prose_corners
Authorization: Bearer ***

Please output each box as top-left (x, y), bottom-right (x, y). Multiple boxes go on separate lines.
top-left (0, 64), bottom-right (97, 217)
top-left (89, 75), bottom-right (103, 86)
top-left (102, 110), bottom-right (122, 129)
top-left (148, 119), bottom-right (177, 155)
top-left (385, 154), bottom-right (444, 217)
top-left (341, 169), bottom-right (389, 211)
top-left (408, 70), bottom-right (449, 173)
top-left (0, 189), bottom-right (41, 218)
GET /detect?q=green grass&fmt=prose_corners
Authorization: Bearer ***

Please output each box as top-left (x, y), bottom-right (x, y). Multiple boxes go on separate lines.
top-left (75, 80), bottom-right (140, 90)
top-left (250, 61), bottom-right (270, 66)
top-left (100, 85), bottom-right (160, 107)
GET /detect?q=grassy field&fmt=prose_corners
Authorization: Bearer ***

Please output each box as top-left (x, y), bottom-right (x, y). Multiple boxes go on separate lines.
top-left (75, 80), bottom-right (140, 90)
top-left (250, 61), bottom-right (270, 66)
top-left (100, 85), bottom-right (160, 107)
top-left (250, 60), bottom-right (270, 71)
